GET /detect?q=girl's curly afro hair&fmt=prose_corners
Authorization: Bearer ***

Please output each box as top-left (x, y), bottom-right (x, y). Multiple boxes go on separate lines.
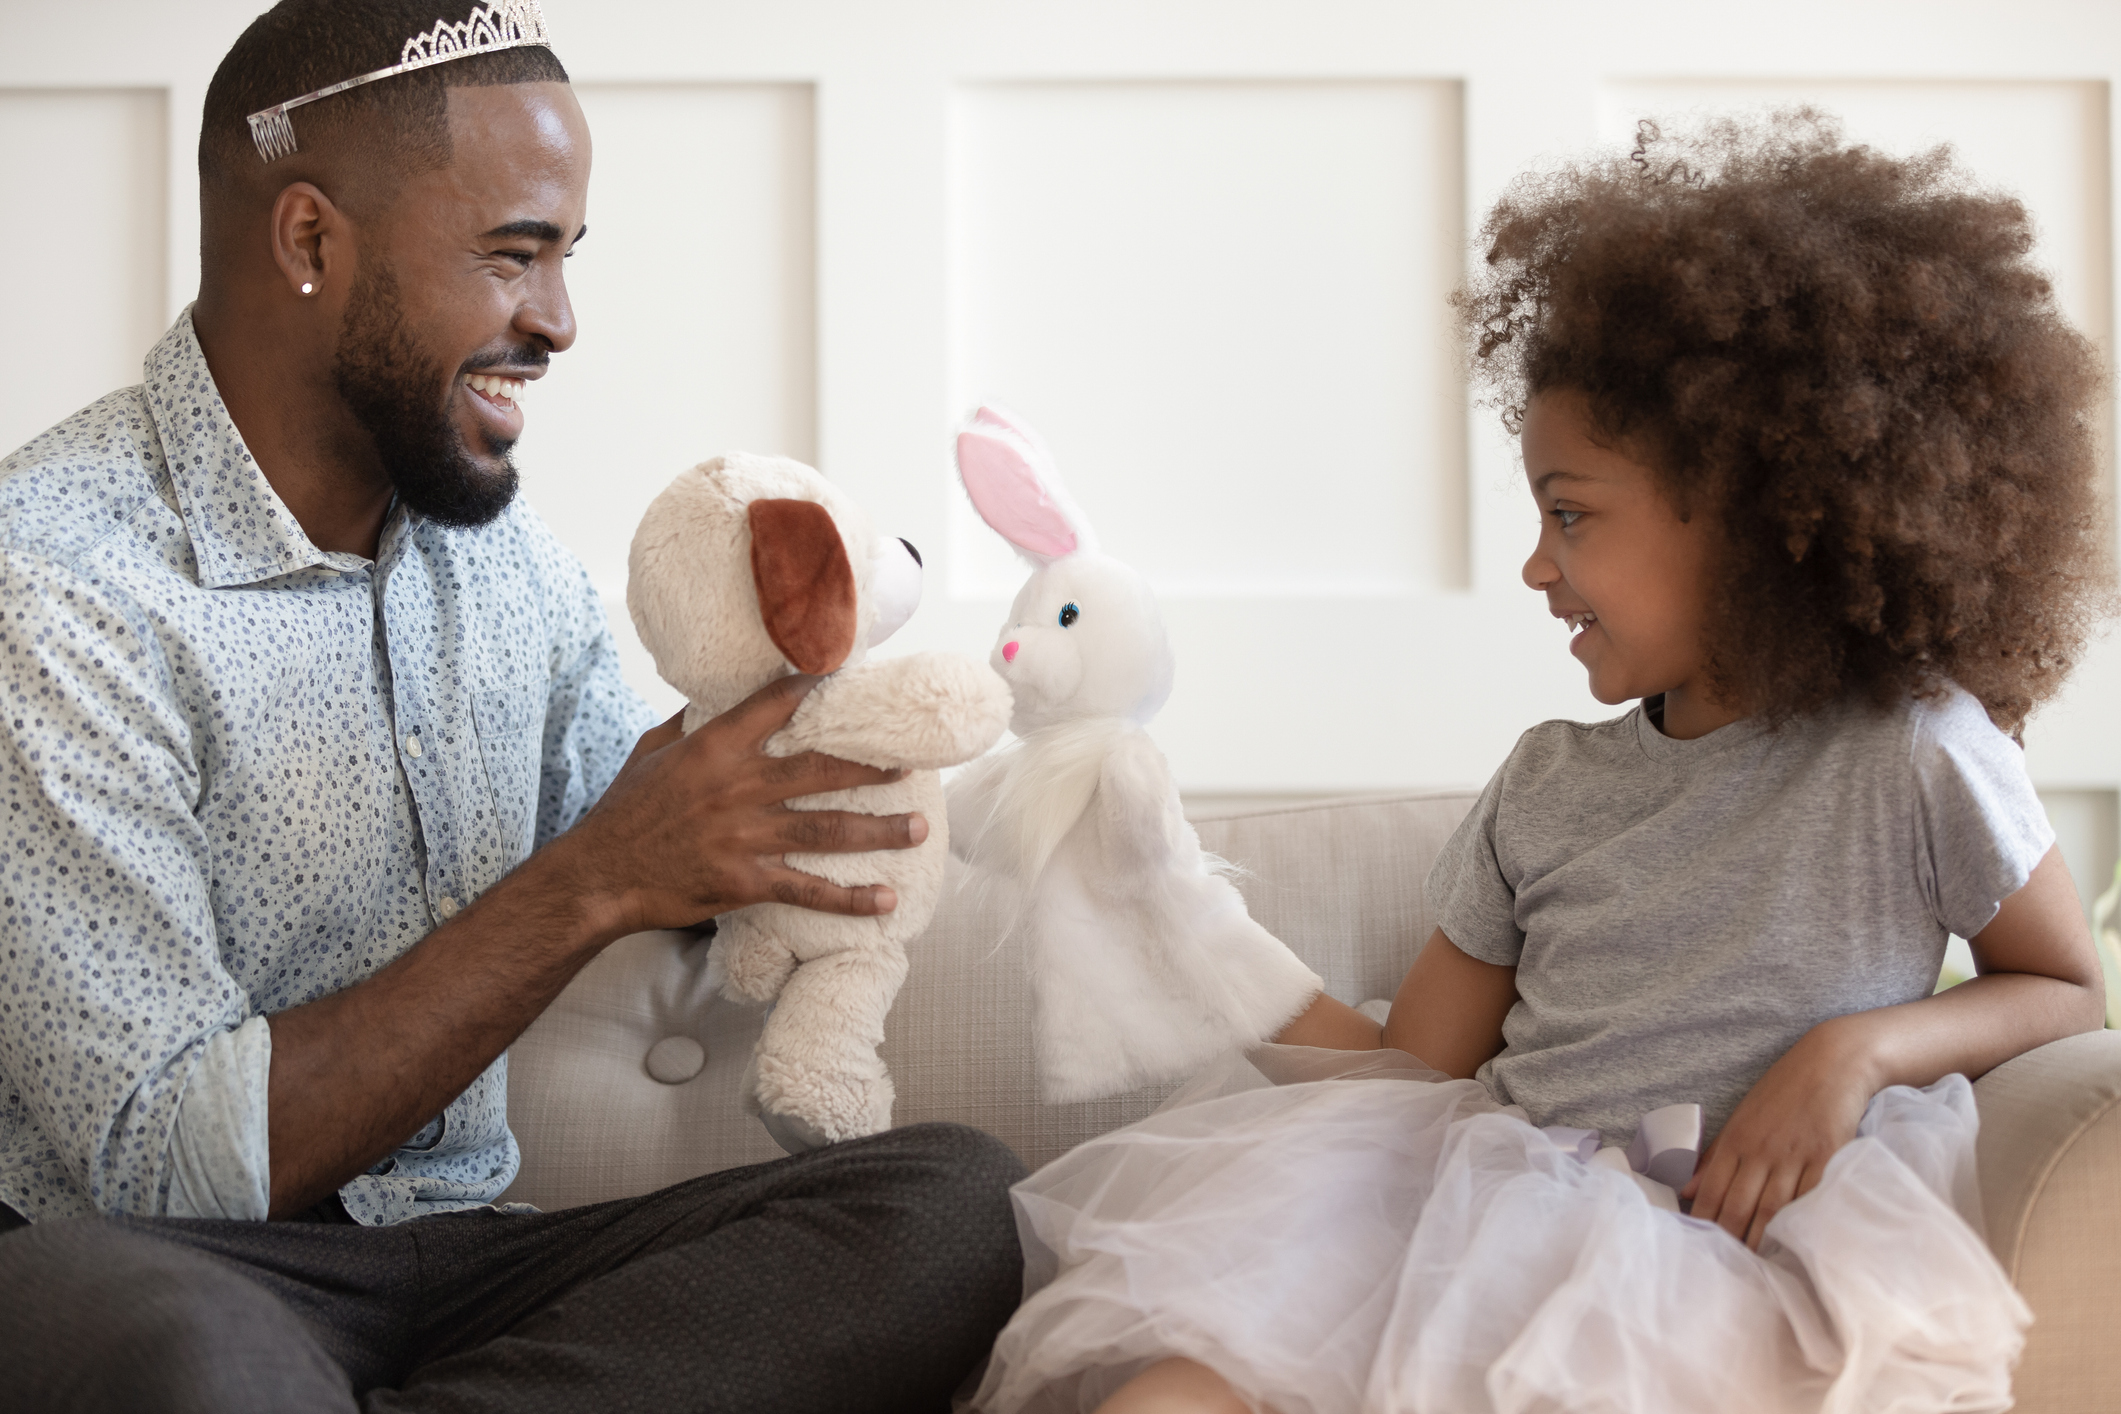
top-left (1460, 110), bottom-right (2111, 732)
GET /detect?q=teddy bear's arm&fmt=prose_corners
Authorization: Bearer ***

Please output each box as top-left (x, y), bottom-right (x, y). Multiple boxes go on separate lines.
top-left (768, 653), bottom-right (1012, 770)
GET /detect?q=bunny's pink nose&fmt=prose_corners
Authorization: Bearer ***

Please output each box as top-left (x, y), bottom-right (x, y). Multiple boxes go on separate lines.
top-left (1002, 640), bottom-right (1020, 663)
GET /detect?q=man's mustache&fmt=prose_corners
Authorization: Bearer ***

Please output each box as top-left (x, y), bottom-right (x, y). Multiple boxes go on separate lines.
top-left (458, 342), bottom-right (551, 375)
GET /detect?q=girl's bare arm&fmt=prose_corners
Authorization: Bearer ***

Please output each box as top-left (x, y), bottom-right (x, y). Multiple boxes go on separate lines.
top-left (1863, 844), bottom-right (2107, 1082)
top-left (1273, 928), bottom-right (1519, 1078)
top-left (1688, 844), bottom-right (2105, 1249)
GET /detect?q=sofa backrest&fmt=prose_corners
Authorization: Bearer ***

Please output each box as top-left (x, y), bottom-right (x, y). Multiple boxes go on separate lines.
top-left (501, 790), bottom-right (1478, 1211)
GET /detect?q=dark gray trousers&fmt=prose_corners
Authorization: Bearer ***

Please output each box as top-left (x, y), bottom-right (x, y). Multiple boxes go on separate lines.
top-left (0, 1122), bottom-right (1026, 1413)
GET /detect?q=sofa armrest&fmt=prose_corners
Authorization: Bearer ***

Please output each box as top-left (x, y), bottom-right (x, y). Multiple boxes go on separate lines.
top-left (1973, 1030), bottom-right (2121, 1414)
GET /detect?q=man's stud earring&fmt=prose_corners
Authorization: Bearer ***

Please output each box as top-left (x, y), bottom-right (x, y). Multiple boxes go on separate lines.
top-left (300, 281), bottom-right (315, 296)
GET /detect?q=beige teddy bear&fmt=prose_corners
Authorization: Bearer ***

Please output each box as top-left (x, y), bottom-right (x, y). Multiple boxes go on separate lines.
top-left (627, 452), bottom-right (1013, 1151)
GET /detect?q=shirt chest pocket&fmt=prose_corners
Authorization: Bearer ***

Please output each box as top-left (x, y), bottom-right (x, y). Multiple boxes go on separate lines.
top-left (473, 684), bottom-right (543, 864)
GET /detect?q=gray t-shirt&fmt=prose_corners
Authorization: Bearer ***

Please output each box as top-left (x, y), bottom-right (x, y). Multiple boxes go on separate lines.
top-left (1426, 685), bottom-right (2053, 1145)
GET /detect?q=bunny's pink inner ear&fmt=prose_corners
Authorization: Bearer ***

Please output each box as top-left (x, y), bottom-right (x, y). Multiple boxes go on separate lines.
top-left (972, 404), bottom-right (1031, 438)
top-left (956, 430), bottom-right (1079, 560)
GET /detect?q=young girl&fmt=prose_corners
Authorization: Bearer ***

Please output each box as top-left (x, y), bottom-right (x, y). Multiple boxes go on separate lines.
top-left (969, 113), bottom-right (2110, 1414)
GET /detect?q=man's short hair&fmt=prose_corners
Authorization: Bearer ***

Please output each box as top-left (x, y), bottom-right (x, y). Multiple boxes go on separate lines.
top-left (199, 0), bottom-right (570, 199)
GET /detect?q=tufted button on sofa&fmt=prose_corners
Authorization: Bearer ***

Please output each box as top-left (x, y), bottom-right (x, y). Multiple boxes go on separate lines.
top-left (504, 792), bottom-right (2121, 1410)
top-left (642, 1035), bottom-right (707, 1085)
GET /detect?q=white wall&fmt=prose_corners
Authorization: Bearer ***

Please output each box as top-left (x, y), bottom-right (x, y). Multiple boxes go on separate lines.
top-left (3, 0), bottom-right (2118, 926)
top-left (0, 88), bottom-right (168, 455)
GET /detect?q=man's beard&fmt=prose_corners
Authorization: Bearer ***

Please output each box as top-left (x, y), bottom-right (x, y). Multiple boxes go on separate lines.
top-left (331, 261), bottom-right (525, 530)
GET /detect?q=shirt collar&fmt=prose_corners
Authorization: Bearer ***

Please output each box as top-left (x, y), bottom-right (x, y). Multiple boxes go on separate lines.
top-left (143, 306), bottom-right (404, 587)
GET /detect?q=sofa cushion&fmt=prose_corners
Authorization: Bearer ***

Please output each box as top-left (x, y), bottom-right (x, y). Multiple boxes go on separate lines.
top-left (501, 791), bottom-right (1478, 1211)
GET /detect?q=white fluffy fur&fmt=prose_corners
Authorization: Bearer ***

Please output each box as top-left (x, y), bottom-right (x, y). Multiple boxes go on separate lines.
top-left (628, 453), bottom-right (1012, 1146)
top-left (947, 413), bottom-right (1323, 1104)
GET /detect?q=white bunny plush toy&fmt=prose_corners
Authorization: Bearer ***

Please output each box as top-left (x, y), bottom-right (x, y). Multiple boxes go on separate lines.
top-left (946, 406), bottom-right (1324, 1104)
top-left (628, 452), bottom-right (1012, 1152)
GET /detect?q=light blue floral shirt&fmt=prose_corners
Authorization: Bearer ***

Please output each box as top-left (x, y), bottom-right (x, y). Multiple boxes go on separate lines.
top-left (0, 310), bottom-right (652, 1225)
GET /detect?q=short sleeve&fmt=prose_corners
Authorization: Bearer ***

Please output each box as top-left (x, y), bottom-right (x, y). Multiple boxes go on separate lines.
top-left (1425, 763), bottom-right (1525, 966)
top-left (1911, 688), bottom-right (2055, 941)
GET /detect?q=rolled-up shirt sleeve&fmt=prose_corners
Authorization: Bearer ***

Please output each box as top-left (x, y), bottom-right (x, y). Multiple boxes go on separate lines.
top-left (0, 551), bottom-right (251, 1217)
top-left (166, 1014), bottom-right (271, 1220)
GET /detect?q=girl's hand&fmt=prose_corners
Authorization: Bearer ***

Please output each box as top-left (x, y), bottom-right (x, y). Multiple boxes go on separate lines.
top-left (1681, 1018), bottom-right (1875, 1250)
top-left (1686, 849), bottom-right (2102, 1252)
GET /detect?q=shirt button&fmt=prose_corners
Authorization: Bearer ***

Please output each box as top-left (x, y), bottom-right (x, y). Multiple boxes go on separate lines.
top-left (437, 895), bottom-right (459, 918)
top-left (405, 733), bottom-right (423, 758)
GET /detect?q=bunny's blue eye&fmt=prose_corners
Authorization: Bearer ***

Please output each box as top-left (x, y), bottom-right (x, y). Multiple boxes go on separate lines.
top-left (1058, 602), bottom-right (1080, 628)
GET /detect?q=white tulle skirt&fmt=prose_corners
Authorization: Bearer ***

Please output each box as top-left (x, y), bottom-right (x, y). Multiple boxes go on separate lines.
top-left (970, 1047), bottom-right (2026, 1414)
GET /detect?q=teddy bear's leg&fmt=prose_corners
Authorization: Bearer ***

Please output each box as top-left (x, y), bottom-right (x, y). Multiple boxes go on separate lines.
top-left (752, 945), bottom-right (911, 1149)
top-left (714, 908), bottom-right (798, 1005)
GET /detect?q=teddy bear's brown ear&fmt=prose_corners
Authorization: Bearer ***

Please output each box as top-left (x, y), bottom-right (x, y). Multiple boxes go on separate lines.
top-left (749, 498), bottom-right (858, 674)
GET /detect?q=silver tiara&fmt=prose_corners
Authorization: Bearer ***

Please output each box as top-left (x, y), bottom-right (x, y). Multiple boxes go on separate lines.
top-left (246, 0), bottom-right (553, 162)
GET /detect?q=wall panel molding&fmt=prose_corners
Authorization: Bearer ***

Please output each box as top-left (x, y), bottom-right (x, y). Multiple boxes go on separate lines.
top-left (5, 2), bottom-right (2121, 909)
top-left (946, 79), bottom-right (1467, 600)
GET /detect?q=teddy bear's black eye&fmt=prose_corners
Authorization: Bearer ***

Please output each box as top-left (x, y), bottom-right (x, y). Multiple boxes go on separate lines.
top-left (1058, 602), bottom-right (1080, 628)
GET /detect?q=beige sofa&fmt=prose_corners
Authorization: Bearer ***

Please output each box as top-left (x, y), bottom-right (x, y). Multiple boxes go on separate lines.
top-left (503, 791), bottom-right (2121, 1411)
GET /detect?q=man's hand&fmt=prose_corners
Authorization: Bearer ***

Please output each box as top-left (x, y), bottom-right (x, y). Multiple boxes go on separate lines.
top-left (265, 673), bottom-right (930, 1215)
top-left (560, 674), bottom-right (928, 942)
top-left (1681, 1020), bottom-right (1873, 1250)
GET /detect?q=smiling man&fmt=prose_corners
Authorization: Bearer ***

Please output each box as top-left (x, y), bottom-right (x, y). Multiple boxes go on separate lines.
top-left (0, 3), bottom-right (1024, 1409)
